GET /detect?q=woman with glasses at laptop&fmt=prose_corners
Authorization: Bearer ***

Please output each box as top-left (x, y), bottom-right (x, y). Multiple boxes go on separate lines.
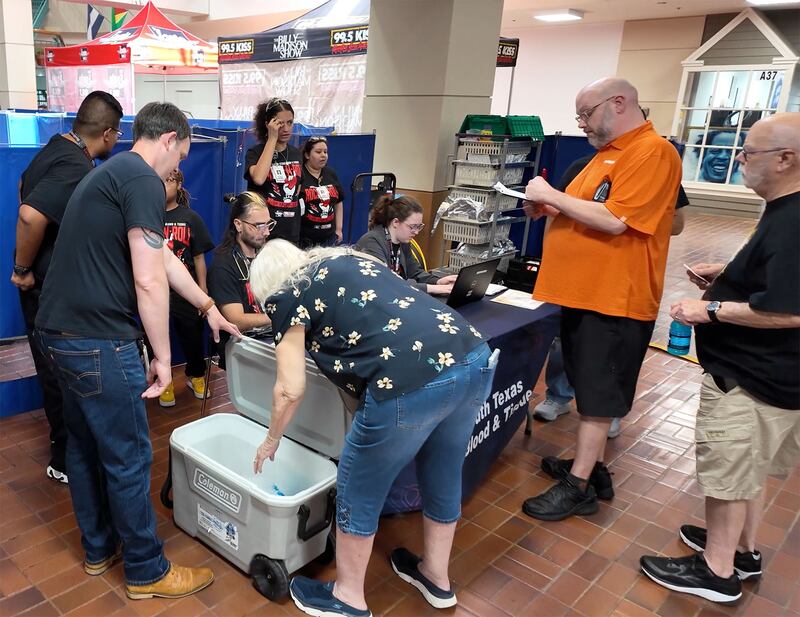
top-left (355, 195), bottom-right (457, 295)
top-left (299, 136), bottom-right (344, 249)
top-left (207, 192), bottom-right (275, 366)
top-left (244, 98), bottom-right (303, 245)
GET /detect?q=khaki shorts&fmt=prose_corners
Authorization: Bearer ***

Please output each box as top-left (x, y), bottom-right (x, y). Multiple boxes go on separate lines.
top-left (695, 374), bottom-right (800, 501)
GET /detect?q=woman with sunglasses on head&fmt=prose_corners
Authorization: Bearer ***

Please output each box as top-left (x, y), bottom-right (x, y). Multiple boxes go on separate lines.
top-left (207, 192), bottom-right (275, 364)
top-left (299, 136), bottom-right (344, 249)
top-left (356, 194), bottom-right (458, 295)
top-left (244, 98), bottom-right (303, 245)
top-left (155, 168), bottom-right (215, 406)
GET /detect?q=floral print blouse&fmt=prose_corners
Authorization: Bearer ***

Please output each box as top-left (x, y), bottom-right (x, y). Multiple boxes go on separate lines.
top-left (266, 254), bottom-right (485, 401)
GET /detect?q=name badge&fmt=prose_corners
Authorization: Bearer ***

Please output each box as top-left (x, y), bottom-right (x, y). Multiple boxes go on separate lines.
top-left (316, 185), bottom-right (330, 201)
top-left (271, 164), bottom-right (286, 182)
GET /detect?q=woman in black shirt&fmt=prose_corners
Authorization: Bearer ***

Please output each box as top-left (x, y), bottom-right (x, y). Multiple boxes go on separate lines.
top-left (157, 168), bottom-right (214, 406)
top-left (299, 136), bottom-right (344, 249)
top-left (249, 240), bottom-right (496, 616)
top-left (355, 195), bottom-right (457, 294)
top-left (244, 98), bottom-right (303, 245)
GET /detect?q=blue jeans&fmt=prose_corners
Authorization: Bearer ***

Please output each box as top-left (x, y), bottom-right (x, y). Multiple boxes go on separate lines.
top-left (37, 332), bottom-right (169, 585)
top-left (544, 337), bottom-right (575, 405)
top-left (336, 343), bottom-right (495, 536)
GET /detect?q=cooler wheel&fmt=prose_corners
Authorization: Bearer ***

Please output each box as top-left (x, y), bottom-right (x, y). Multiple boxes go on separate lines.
top-left (249, 554), bottom-right (289, 600)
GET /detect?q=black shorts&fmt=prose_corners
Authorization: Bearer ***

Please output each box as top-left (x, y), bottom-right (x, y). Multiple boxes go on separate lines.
top-left (560, 307), bottom-right (655, 418)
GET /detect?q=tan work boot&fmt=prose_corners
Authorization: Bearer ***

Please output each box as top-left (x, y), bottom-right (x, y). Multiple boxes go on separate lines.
top-left (125, 563), bottom-right (214, 600)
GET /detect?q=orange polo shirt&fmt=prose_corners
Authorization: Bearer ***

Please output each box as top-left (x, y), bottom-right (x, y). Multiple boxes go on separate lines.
top-left (533, 121), bottom-right (681, 321)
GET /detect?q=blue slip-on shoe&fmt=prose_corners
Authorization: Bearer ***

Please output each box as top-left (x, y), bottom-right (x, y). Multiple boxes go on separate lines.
top-left (289, 577), bottom-right (372, 617)
top-left (390, 547), bottom-right (456, 609)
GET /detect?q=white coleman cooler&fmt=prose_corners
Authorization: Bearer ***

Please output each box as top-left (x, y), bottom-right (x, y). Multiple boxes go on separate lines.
top-left (170, 337), bottom-right (350, 600)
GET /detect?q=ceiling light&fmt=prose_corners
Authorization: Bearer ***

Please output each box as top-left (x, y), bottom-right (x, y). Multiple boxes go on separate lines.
top-left (746, 0), bottom-right (800, 5)
top-left (533, 9), bottom-right (584, 22)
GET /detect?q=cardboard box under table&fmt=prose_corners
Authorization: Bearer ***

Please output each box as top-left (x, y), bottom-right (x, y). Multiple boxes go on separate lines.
top-left (170, 337), bottom-right (350, 600)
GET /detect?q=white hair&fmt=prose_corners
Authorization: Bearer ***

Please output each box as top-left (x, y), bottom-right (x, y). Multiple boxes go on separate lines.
top-left (249, 239), bottom-right (380, 303)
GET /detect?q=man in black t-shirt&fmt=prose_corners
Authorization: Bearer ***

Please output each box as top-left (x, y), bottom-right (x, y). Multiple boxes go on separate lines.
top-left (11, 91), bottom-right (123, 484)
top-left (207, 192), bottom-right (272, 365)
top-left (641, 113), bottom-right (800, 604)
top-left (35, 102), bottom-right (239, 600)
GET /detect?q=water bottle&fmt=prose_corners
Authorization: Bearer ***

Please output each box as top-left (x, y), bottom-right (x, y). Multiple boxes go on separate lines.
top-left (667, 320), bottom-right (692, 356)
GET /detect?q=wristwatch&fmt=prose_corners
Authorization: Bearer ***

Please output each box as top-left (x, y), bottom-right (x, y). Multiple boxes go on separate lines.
top-left (13, 264), bottom-right (31, 276)
top-left (706, 300), bottom-right (722, 323)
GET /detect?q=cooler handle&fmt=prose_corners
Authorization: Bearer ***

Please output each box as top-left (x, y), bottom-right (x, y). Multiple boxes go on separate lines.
top-left (297, 487), bottom-right (337, 542)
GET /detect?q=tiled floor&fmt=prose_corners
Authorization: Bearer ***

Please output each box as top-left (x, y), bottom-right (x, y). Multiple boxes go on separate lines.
top-left (2, 212), bottom-right (798, 617)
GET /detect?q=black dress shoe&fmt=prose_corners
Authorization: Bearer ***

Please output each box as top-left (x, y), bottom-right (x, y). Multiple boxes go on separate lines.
top-left (522, 476), bottom-right (598, 521)
top-left (640, 553), bottom-right (742, 604)
top-left (540, 457), bottom-right (614, 500)
top-left (679, 524), bottom-right (763, 581)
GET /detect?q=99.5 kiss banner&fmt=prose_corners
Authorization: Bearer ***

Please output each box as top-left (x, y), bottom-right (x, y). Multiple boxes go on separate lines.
top-left (497, 37), bottom-right (519, 67)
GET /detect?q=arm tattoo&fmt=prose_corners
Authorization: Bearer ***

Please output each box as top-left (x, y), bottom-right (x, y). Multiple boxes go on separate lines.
top-left (142, 228), bottom-right (164, 250)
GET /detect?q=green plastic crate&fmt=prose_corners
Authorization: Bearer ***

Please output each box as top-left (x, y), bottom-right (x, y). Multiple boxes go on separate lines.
top-left (506, 115), bottom-right (545, 141)
top-left (459, 114), bottom-right (508, 135)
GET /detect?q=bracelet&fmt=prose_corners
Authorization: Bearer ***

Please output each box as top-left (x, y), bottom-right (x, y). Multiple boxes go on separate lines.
top-left (198, 298), bottom-right (215, 317)
top-left (265, 431), bottom-right (281, 446)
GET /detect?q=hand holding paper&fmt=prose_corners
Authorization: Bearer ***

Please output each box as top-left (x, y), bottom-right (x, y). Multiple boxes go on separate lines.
top-left (492, 181), bottom-right (527, 200)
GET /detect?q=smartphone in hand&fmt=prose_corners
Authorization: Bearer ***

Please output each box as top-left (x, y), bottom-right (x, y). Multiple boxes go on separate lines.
top-left (684, 263), bottom-right (710, 285)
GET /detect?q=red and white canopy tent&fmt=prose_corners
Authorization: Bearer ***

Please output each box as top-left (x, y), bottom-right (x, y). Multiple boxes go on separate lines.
top-left (44, 1), bottom-right (217, 115)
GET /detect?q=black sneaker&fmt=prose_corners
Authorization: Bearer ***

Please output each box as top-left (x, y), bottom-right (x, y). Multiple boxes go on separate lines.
top-left (522, 476), bottom-right (598, 521)
top-left (679, 524), bottom-right (763, 581)
top-left (640, 553), bottom-right (742, 604)
top-left (390, 548), bottom-right (456, 609)
top-left (540, 457), bottom-right (614, 500)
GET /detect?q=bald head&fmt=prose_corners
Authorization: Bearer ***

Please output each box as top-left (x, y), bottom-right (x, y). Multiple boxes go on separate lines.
top-left (739, 113), bottom-right (800, 201)
top-left (575, 77), bottom-right (645, 147)
top-left (751, 113), bottom-right (800, 152)
top-left (577, 77), bottom-right (639, 108)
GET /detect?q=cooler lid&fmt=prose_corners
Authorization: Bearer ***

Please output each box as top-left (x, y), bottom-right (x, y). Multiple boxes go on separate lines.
top-left (224, 337), bottom-right (350, 460)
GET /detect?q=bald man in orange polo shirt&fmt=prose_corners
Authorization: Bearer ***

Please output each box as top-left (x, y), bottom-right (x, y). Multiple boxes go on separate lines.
top-left (521, 77), bottom-right (681, 522)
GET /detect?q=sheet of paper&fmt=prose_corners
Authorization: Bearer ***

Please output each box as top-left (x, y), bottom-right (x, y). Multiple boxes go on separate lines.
top-left (490, 288), bottom-right (544, 311)
top-left (492, 181), bottom-right (527, 201)
top-left (485, 283), bottom-right (507, 296)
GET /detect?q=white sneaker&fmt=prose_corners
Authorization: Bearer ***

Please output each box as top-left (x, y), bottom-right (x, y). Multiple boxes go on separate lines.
top-left (533, 398), bottom-right (571, 422)
top-left (608, 418), bottom-right (622, 439)
top-left (46, 466), bottom-right (69, 484)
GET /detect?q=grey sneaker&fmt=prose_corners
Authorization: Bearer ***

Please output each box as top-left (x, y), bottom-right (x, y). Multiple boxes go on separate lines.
top-left (607, 418), bottom-right (622, 439)
top-left (533, 398), bottom-right (571, 422)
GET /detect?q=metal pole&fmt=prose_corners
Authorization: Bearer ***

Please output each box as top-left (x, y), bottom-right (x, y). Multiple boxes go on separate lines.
top-left (506, 66), bottom-right (516, 116)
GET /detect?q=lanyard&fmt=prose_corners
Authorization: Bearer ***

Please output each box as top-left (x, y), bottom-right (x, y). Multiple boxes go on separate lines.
top-left (232, 247), bottom-right (252, 281)
top-left (384, 227), bottom-right (401, 274)
top-left (69, 131), bottom-right (94, 164)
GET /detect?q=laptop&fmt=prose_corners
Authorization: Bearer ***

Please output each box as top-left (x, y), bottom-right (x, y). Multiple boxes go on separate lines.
top-left (446, 258), bottom-right (501, 308)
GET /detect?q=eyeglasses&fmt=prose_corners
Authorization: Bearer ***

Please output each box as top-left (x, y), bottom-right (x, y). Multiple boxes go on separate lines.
top-left (240, 219), bottom-right (276, 233)
top-left (404, 221), bottom-right (425, 232)
top-left (739, 147), bottom-right (791, 162)
top-left (575, 96), bottom-right (617, 123)
top-left (109, 127), bottom-right (123, 138)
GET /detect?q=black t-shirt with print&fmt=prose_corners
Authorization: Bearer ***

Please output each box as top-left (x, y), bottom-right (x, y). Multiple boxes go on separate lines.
top-left (19, 134), bottom-right (94, 288)
top-left (208, 246), bottom-right (266, 349)
top-left (299, 166), bottom-right (344, 244)
top-left (695, 192), bottom-right (800, 410)
top-left (266, 254), bottom-right (485, 401)
top-left (244, 143), bottom-right (303, 244)
top-left (164, 206), bottom-right (214, 281)
top-left (36, 152), bottom-right (166, 339)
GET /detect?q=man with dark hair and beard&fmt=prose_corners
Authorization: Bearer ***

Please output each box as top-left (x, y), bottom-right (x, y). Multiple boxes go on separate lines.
top-left (207, 191), bottom-right (273, 364)
top-left (10, 90), bottom-right (123, 484)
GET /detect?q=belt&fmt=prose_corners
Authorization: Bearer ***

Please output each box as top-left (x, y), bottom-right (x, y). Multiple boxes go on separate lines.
top-left (711, 374), bottom-right (738, 393)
